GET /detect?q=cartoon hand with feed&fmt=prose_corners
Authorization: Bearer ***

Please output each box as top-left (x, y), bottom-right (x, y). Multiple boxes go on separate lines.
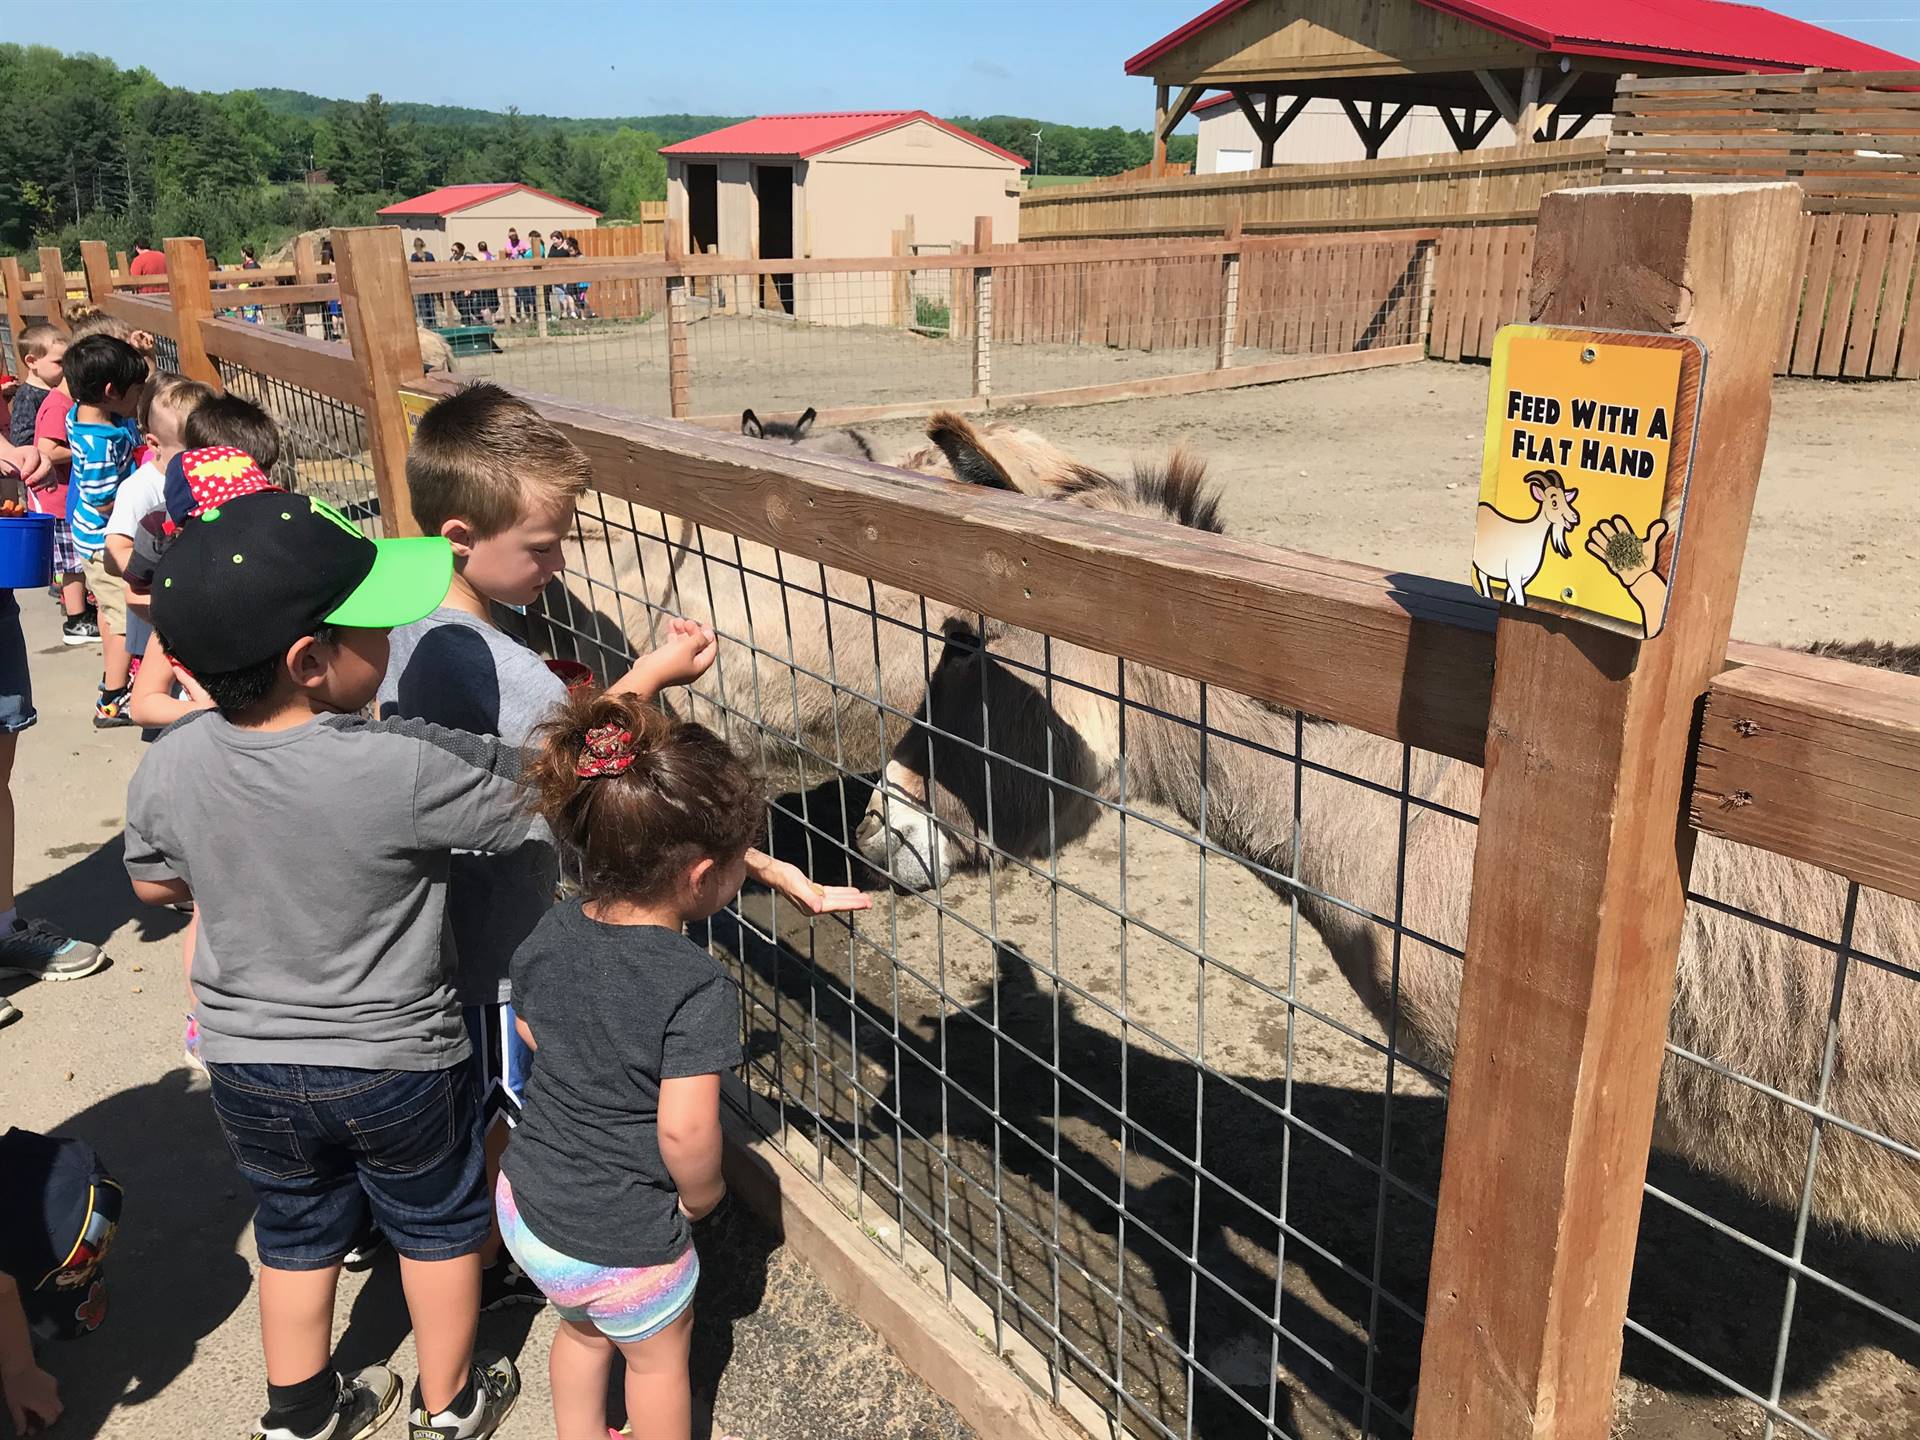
top-left (1585, 515), bottom-right (1670, 639)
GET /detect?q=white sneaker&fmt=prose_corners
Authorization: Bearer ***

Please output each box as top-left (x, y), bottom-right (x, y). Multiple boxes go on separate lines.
top-left (406, 1357), bottom-right (519, 1439)
top-left (248, 1366), bottom-right (400, 1440)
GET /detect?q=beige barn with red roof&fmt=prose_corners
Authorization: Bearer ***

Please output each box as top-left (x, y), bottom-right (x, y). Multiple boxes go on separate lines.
top-left (375, 183), bottom-right (602, 258)
top-left (661, 111), bottom-right (1027, 317)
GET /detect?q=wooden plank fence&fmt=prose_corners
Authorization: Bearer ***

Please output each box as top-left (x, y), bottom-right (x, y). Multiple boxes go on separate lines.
top-left (1019, 139), bottom-right (1606, 240)
top-left (1607, 70), bottom-right (1920, 214)
top-left (1431, 213), bottom-right (1920, 378)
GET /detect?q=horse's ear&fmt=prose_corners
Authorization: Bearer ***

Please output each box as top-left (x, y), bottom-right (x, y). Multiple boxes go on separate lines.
top-left (795, 407), bottom-right (816, 437)
top-left (928, 412), bottom-right (1017, 490)
top-left (741, 409), bottom-right (763, 438)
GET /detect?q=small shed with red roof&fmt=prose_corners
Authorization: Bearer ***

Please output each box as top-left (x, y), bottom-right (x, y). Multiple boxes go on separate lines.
top-left (1129, 0), bottom-right (1916, 173)
top-left (375, 183), bottom-right (602, 259)
top-left (660, 111), bottom-right (1027, 312)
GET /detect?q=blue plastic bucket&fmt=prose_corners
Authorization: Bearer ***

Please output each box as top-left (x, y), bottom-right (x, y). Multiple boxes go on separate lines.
top-left (0, 515), bottom-right (56, 589)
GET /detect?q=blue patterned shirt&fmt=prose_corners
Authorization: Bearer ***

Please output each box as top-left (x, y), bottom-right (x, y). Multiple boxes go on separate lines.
top-left (65, 414), bottom-right (140, 558)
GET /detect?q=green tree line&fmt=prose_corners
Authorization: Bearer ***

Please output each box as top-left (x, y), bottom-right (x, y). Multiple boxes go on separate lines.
top-left (0, 45), bottom-right (1199, 268)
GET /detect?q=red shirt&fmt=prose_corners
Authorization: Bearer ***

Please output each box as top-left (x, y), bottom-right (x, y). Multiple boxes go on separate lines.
top-left (31, 390), bottom-right (72, 518)
top-left (129, 248), bottom-right (167, 295)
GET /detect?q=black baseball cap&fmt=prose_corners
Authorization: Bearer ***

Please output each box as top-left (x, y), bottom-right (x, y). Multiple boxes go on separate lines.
top-left (151, 491), bottom-right (453, 673)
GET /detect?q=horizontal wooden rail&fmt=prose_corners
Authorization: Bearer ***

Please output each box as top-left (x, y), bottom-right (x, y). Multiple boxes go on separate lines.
top-left (197, 316), bottom-right (364, 405)
top-left (98, 292), bottom-right (179, 339)
top-left (399, 230), bottom-right (1433, 291)
top-left (1696, 643), bottom-right (1920, 903)
top-left (216, 282), bottom-right (339, 306)
top-left (405, 373), bottom-right (1502, 765)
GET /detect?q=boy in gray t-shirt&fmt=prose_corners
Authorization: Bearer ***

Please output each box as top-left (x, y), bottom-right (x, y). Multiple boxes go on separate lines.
top-left (378, 381), bottom-right (720, 1312)
top-left (125, 490), bottom-right (539, 1440)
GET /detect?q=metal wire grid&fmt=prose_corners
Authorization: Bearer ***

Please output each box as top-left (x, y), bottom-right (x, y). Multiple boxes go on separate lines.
top-left (150, 334), bottom-right (181, 378)
top-left (683, 270), bottom-right (971, 418)
top-left (513, 487), bottom-right (1475, 1440)
top-left (443, 306), bottom-right (672, 419)
top-left (0, 318), bottom-right (16, 376)
top-left (1628, 880), bottom-right (1918, 1440)
top-left (1228, 242), bottom-right (1430, 366)
top-left (211, 358), bottom-right (380, 537)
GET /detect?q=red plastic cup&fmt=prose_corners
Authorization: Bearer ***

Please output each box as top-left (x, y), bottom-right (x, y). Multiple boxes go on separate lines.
top-left (545, 659), bottom-right (597, 695)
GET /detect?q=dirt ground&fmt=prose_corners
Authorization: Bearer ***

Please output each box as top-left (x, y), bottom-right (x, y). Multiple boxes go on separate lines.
top-left (1, 602), bottom-right (976, 1440)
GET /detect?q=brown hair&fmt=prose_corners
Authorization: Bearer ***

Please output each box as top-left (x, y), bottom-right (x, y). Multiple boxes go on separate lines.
top-left (407, 381), bottom-right (590, 539)
top-left (64, 308), bottom-right (133, 342)
top-left (18, 323), bottom-right (62, 361)
top-left (138, 374), bottom-right (215, 436)
top-left (528, 690), bottom-right (765, 905)
top-left (184, 394), bottom-right (283, 475)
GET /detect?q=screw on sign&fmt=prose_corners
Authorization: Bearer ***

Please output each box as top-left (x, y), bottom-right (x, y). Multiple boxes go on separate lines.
top-left (1470, 326), bottom-right (1706, 640)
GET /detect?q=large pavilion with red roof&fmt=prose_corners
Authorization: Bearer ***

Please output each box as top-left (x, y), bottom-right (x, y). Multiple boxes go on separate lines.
top-left (1128, 0), bottom-right (1917, 172)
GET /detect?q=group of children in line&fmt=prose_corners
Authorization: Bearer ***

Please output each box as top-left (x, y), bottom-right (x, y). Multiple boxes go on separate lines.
top-left (0, 359), bottom-right (868, 1439)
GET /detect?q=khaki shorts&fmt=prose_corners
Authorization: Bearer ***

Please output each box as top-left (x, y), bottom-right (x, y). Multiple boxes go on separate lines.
top-left (82, 553), bottom-right (126, 635)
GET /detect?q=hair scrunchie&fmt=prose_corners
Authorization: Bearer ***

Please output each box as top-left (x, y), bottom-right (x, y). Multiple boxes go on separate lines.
top-left (576, 724), bottom-right (637, 779)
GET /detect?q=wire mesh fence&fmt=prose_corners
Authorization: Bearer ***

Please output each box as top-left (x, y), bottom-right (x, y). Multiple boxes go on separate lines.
top-left (0, 318), bottom-right (16, 376)
top-left (430, 282), bottom-right (673, 418)
top-left (1626, 867), bottom-right (1919, 1440)
top-left (212, 355), bottom-right (380, 537)
top-left (496, 441), bottom-right (1493, 1440)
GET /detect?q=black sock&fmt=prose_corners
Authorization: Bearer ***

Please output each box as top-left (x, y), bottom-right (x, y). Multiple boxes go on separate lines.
top-left (264, 1367), bottom-right (338, 1434)
top-left (417, 1368), bottom-right (477, 1420)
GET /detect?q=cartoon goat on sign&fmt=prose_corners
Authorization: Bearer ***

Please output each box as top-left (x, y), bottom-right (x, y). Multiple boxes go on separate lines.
top-left (1473, 467), bottom-right (1580, 607)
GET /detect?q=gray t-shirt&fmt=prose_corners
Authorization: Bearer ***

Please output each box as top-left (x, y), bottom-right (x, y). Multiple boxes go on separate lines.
top-left (502, 903), bottom-right (744, 1267)
top-left (377, 607), bottom-right (567, 1003)
top-left (124, 711), bottom-right (535, 1069)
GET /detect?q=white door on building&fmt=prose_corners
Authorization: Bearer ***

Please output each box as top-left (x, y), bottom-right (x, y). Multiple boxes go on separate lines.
top-left (1215, 148), bottom-right (1256, 173)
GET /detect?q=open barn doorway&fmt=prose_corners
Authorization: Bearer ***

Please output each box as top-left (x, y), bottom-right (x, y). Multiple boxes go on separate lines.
top-left (754, 164), bottom-right (794, 314)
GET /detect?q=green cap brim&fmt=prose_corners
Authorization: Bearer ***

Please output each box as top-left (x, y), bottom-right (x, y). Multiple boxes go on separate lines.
top-left (324, 537), bottom-right (454, 630)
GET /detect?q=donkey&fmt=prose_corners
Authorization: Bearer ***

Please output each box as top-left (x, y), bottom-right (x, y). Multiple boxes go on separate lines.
top-left (740, 406), bottom-right (877, 462)
top-left (855, 418), bottom-right (1920, 1244)
top-left (1472, 467), bottom-right (1578, 606)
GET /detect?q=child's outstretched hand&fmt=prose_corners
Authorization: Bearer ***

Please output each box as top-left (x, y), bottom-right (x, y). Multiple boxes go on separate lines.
top-left (746, 849), bottom-right (872, 915)
top-left (609, 617), bottom-right (718, 699)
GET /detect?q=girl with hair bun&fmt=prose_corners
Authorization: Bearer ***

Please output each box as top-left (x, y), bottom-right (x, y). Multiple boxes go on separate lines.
top-left (500, 690), bottom-right (866, 1439)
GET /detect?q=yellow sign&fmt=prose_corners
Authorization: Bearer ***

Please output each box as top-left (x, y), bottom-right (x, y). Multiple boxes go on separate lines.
top-left (398, 388), bottom-right (435, 444)
top-left (1474, 326), bottom-right (1705, 639)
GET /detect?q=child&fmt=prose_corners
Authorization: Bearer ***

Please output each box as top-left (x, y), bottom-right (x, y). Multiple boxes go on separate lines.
top-left (103, 375), bottom-right (215, 670)
top-left (127, 395), bottom-right (285, 734)
top-left (381, 381), bottom-right (855, 1310)
top-left (125, 488), bottom-right (720, 1440)
top-left (501, 692), bottom-right (863, 1440)
top-left (10, 325), bottom-right (92, 640)
top-left (0, 1126), bottom-right (123, 1433)
top-left (62, 335), bottom-right (146, 727)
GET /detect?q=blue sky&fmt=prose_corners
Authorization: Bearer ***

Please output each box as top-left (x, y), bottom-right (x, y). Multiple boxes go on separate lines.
top-left (34, 0), bottom-right (1920, 130)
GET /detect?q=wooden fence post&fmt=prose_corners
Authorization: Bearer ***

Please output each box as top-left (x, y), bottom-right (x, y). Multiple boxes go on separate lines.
top-left (0, 258), bottom-right (23, 347)
top-left (1216, 214), bottom-right (1242, 370)
top-left (664, 225), bottom-right (690, 420)
top-left (1415, 235), bottom-right (1439, 352)
top-left (1413, 183), bottom-right (1804, 1440)
top-left (38, 248), bottom-right (71, 333)
top-left (80, 241), bottom-right (114, 307)
top-left (971, 216), bottom-right (993, 399)
top-left (293, 234), bottom-right (323, 338)
top-left (332, 226), bottom-right (426, 538)
top-left (163, 237), bottom-right (219, 385)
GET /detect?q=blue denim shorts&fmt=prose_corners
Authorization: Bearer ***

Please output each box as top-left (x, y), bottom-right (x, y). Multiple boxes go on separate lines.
top-left (0, 592), bottom-right (34, 735)
top-left (206, 1062), bottom-right (488, 1270)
